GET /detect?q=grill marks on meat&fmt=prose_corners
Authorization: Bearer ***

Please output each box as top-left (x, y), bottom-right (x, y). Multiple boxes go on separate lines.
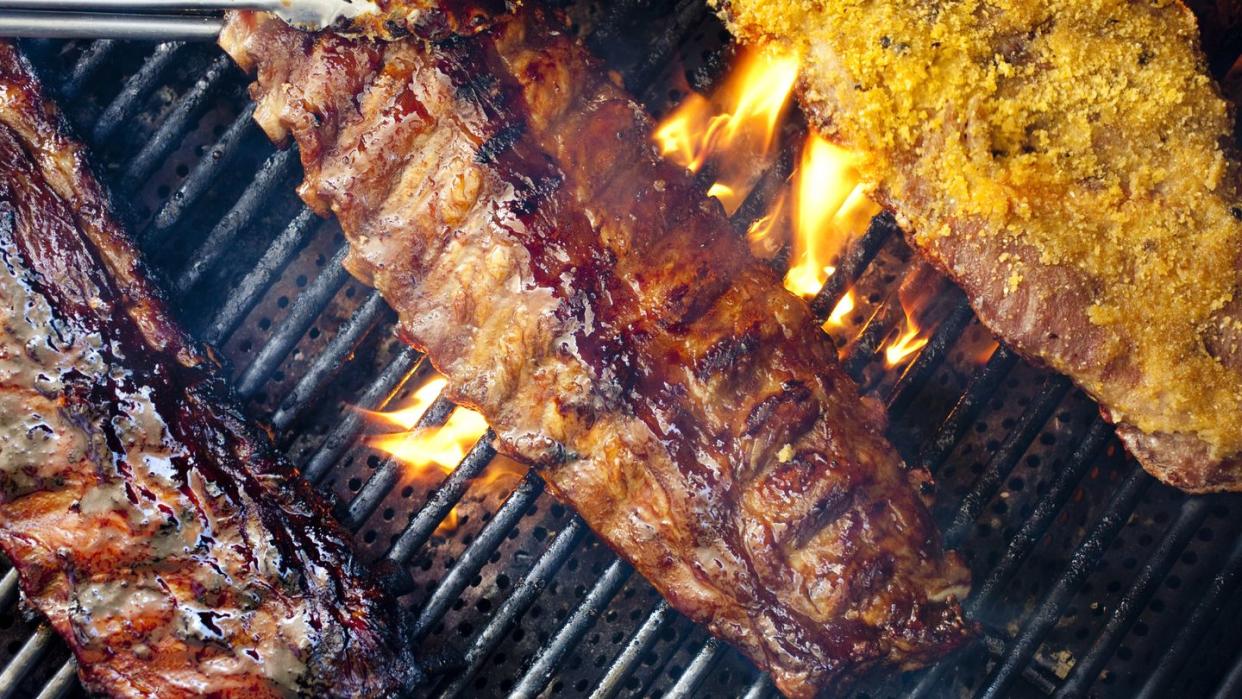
top-left (221, 11), bottom-right (974, 697)
top-left (0, 44), bottom-right (417, 698)
top-left (714, 0), bottom-right (1242, 493)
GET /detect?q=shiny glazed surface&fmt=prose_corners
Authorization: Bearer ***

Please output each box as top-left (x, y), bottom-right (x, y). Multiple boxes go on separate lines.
top-left (0, 43), bottom-right (417, 698)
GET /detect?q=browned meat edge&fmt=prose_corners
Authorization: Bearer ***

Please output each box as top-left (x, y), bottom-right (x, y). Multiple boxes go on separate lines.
top-left (0, 42), bottom-right (418, 698)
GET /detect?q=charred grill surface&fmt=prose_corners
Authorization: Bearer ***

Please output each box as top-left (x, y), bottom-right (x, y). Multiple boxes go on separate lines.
top-left (221, 9), bottom-right (975, 698)
top-left (714, 0), bottom-right (1242, 494)
top-left (0, 43), bottom-right (417, 698)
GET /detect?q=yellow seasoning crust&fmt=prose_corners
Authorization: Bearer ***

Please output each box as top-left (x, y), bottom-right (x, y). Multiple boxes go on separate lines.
top-left (717, 0), bottom-right (1242, 462)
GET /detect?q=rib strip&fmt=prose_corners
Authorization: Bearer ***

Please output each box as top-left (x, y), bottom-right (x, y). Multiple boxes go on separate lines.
top-left (0, 43), bottom-right (418, 698)
top-left (221, 9), bottom-right (975, 697)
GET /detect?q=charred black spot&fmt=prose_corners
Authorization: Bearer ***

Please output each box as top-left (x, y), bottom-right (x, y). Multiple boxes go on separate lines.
top-left (696, 325), bottom-right (762, 380)
top-left (743, 382), bottom-right (815, 437)
top-left (476, 121), bottom-right (527, 164)
top-left (454, 70), bottom-right (498, 102)
top-left (794, 482), bottom-right (853, 547)
top-left (509, 168), bottom-right (564, 216)
top-left (853, 553), bottom-right (896, 593)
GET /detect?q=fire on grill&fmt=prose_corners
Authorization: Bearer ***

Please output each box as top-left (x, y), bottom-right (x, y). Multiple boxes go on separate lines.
top-left (0, 1), bottom-right (1238, 698)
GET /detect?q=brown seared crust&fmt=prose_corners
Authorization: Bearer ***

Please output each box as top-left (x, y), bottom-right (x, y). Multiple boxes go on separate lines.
top-left (884, 186), bottom-right (1242, 493)
top-left (0, 43), bottom-right (417, 698)
top-left (222, 10), bottom-right (976, 698)
top-left (355, 0), bottom-right (513, 39)
top-left (715, 0), bottom-right (1242, 494)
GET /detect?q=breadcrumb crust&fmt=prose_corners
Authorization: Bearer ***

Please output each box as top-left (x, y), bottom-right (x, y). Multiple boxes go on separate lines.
top-left (717, 0), bottom-right (1242, 462)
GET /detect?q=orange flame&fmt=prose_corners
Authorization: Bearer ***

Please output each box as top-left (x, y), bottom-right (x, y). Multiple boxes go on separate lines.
top-left (361, 375), bottom-right (500, 535)
top-left (783, 134), bottom-right (880, 298)
top-left (971, 339), bottom-right (1001, 366)
top-left (356, 376), bottom-right (446, 430)
top-left (367, 407), bottom-right (488, 474)
top-left (884, 306), bottom-right (930, 368)
top-left (745, 190), bottom-right (788, 259)
top-left (476, 456), bottom-right (526, 494)
top-left (823, 289), bottom-right (856, 329)
top-left (654, 48), bottom-right (800, 214)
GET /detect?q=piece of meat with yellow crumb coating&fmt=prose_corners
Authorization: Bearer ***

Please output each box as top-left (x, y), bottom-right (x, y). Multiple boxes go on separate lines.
top-left (714, 0), bottom-right (1242, 493)
top-left (221, 6), bottom-right (975, 697)
top-left (0, 42), bottom-right (419, 698)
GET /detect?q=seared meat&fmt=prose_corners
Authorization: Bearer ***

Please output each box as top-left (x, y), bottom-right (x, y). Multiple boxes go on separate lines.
top-left (714, 0), bottom-right (1242, 493)
top-left (345, 0), bottom-right (510, 39)
top-left (0, 43), bottom-right (418, 698)
top-left (221, 9), bottom-right (974, 698)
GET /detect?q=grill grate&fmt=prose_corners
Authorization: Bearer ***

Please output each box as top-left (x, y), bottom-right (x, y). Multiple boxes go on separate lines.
top-left (2, 1), bottom-right (1241, 697)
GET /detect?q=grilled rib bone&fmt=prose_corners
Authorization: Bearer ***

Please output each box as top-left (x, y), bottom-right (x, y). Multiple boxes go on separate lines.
top-left (221, 8), bottom-right (976, 697)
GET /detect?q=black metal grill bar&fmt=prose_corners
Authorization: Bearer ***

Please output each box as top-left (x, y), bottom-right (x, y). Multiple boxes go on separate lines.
top-left (943, 375), bottom-right (1072, 545)
top-left (344, 392), bottom-right (456, 530)
top-left (301, 346), bottom-right (422, 483)
top-left (741, 673), bottom-right (774, 699)
top-left (173, 146), bottom-right (297, 292)
top-left (838, 262), bottom-right (969, 388)
top-left (1134, 531), bottom-right (1242, 699)
top-left (968, 419), bottom-right (1113, 613)
top-left (729, 130), bottom-right (800, 235)
top-left (809, 214), bottom-right (894, 319)
top-left (437, 517), bottom-right (589, 697)
top-left (1213, 646), bottom-right (1242, 699)
top-left (271, 290), bottom-right (391, 431)
top-left (909, 419), bottom-right (1114, 697)
top-left (0, 569), bottom-right (16, 612)
top-left (917, 345), bottom-right (1016, 472)
top-left (234, 244), bottom-right (351, 397)
top-left (886, 294), bottom-right (973, 414)
top-left (626, 0), bottom-right (708, 93)
top-left (153, 102), bottom-right (260, 238)
top-left (91, 41), bottom-right (186, 145)
top-left (385, 433), bottom-right (499, 564)
top-left (588, 0), bottom-right (652, 39)
top-left (0, 625), bottom-right (53, 699)
top-left (509, 559), bottom-right (634, 699)
top-left (201, 205), bottom-right (320, 345)
top-left (121, 53), bottom-right (234, 193)
top-left (588, 600), bottom-right (673, 699)
top-left (975, 466), bottom-right (1153, 699)
top-left (58, 40), bottom-right (115, 101)
top-left (841, 288), bottom-right (903, 380)
top-left (666, 638), bottom-right (725, 698)
top-left (410, 470), bottom-right (546, 643)
top-left (33, 659), bottom-right (75, 699)
top-left (1055, 496), bottom-right (1212, 696)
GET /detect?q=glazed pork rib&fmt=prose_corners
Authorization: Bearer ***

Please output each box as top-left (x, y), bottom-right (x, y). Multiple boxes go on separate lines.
top-left (714, 0), bottom-right (1242, 493)
top-left (221, 9), bottom-right (974, 698)
top-left (0, 43), bottom-right (417, 698)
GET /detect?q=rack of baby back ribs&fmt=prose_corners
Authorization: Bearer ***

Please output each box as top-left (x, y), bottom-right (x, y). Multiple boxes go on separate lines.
top-left (0, 1), bottom-right (1238, 697)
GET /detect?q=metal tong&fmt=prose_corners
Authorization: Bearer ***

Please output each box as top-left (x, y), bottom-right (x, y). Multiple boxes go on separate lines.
top-left (0, 0), bottom-right (380, 40)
